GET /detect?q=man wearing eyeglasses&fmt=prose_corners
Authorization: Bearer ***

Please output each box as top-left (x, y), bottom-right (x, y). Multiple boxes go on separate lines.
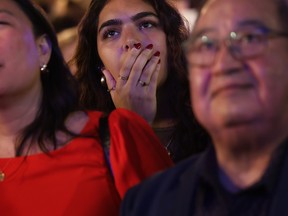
top-left (121, 0), bottom-right (288, 215)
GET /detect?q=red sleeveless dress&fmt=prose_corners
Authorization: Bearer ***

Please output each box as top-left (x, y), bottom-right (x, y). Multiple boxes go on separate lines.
top-left (0, 109), bottom-right (173, 216)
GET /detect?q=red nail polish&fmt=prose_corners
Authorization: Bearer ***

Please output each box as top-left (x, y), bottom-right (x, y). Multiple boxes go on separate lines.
top-left (146, 44), bottom-right (153, 49)
top-left (153, 51), bottom-right (160, 56)
top-left (134, 43), bottom-right (141, 49)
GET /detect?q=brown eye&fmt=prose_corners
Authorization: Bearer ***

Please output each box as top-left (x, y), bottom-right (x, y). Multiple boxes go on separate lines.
top-left (102, 29), bottom-right (119, 39)
top-left (239, 33), bottom-right (264, 45)
top-left (139, 20), bottom-right (158, 30)
top-left (193, 36), bottom-right (218, 53)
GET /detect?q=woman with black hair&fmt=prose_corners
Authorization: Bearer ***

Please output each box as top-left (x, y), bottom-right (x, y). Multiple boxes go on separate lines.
top-left (0, 0), bottom-right (172, 215)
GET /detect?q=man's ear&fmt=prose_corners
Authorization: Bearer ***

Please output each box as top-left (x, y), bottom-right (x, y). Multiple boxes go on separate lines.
top-left (37, 34), bottom-right (52, 66)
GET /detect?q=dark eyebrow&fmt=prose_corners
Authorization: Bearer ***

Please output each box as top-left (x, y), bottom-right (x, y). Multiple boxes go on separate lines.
top-left (237, 19), bottom-right (271, 33)
top-left (98, 19), bottom-right (122, 33)
top-left (238, 20), bottom-right (267, 28)
top-left (98, 11), bottom-right (158, 33)
top-left (131, 11), bottom-right (158, 22)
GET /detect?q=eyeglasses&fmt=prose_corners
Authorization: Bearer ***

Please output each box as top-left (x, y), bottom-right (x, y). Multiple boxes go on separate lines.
top-left (183, 28), bottom-right (288, 67)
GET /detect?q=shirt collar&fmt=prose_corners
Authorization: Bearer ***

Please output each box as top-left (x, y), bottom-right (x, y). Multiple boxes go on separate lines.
top-left (199, 139), bottom-right (288, 195)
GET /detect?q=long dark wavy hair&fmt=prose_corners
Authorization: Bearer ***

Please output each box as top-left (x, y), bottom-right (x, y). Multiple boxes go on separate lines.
top-left (14, 0), bottom-right (79, 156)
top-left (73, 0), bottom-right (209, 161)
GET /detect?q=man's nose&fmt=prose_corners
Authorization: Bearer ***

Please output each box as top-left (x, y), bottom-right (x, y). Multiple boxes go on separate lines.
top-left (212, 41), bottom-right (242, 76)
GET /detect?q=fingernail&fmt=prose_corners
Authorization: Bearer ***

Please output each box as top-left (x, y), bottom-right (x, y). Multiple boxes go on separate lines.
top-left (134, 43), bottom-right (141, 49)
top-left (146, 44), bottom-right (153, 50)
top-left (153, 51), bottom-right (160, 57)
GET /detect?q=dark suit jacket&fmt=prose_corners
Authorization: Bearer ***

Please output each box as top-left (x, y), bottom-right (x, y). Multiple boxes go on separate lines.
top-left (121, 145), bottom-right (288, 216)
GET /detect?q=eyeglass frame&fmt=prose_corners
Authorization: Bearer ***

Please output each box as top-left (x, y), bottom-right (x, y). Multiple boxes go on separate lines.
top-left (183, 27), bottom-right (288, 67)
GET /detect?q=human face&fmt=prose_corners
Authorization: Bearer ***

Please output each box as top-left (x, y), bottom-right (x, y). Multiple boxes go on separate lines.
top-left (187, 0), bottom-right (288, 136)
top-left (97, 0), bottom-right (167, 86)
top-left (0, 0), bottom-right (44, 100)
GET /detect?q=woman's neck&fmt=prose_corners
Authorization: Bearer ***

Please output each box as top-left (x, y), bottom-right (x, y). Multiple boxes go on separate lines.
top-left (153, 80), bottom-right (177, 128)
top-left (0, 89), bottom-right (41, 156)
top-left (0, 98), bottom-right (39, 134)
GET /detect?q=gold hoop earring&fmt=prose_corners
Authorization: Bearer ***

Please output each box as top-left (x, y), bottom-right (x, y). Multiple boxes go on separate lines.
top-left (100, 75), bottom-right (107, 87)
top-left (99, 65), bottom-right (107, 88)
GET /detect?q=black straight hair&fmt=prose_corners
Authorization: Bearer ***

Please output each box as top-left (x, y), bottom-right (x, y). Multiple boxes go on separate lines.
top-left (12, 0), bottom-right (80, 156)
